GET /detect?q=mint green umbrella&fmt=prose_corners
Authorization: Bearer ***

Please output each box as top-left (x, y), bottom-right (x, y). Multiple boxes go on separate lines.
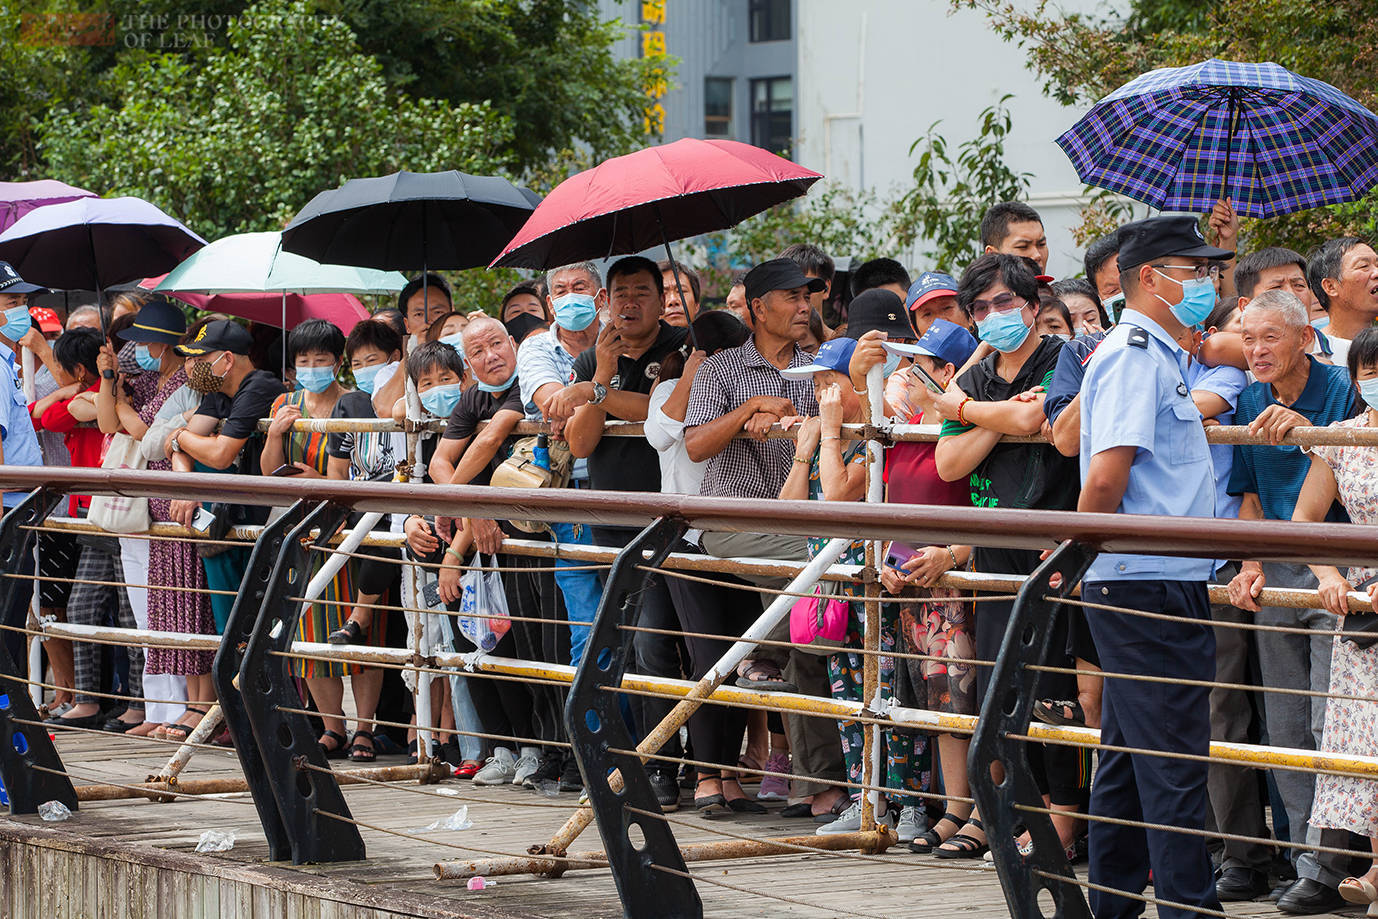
top-left (154, 231), bottom-right (405, 295)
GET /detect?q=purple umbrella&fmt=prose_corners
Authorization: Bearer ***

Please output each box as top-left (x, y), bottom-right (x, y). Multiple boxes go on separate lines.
top-left (0, 180), bottom-right (96, 233)
top-left (0, 196), bottom-right (205, 291)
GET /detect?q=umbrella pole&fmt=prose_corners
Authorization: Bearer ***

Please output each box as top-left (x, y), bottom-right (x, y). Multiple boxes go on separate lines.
top-left (1221, 89), bottom-right (1239, 206)
top-left (88, 224), bottom-right (115, 381)
top-left (281, 291), bottom-right (287, 376)
top-left (655, 209), bottom-right (700, 352)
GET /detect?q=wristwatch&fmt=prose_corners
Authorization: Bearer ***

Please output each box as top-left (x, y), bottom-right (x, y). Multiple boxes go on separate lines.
top-left (589, 382), bottom-right (608, 406)
top-left (169, 432), bottom-right (183, 454)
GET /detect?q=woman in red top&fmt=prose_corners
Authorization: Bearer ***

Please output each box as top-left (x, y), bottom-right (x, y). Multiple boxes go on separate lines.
top-left (30, 327), bottom-right (104, 515)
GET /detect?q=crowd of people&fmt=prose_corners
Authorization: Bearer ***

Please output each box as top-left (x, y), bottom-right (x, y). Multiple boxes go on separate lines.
top-left (4, 198), bottom-right (1378, 918)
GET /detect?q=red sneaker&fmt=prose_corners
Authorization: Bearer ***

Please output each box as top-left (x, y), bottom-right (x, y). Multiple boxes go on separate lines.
top-left (455, 760), bottom-right (482, 780)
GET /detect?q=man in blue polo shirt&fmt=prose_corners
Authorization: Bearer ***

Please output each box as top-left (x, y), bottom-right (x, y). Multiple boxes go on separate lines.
top-left (1078, 215), bottom-right (1231, 919)
top-left (0, 261), bottom-right (45, 668)
top-left (1226, 287), bottom-right (1356, 915)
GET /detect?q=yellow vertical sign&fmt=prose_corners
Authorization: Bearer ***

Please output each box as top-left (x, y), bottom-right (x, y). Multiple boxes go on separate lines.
top-left (641, 0), bottom-right (668, 135)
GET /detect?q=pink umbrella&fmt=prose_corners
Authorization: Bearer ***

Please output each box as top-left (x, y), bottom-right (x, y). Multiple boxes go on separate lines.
top-left (137, 274), bottom-right (371, 333)
top-left (0, 180), bottom-right (97, 233)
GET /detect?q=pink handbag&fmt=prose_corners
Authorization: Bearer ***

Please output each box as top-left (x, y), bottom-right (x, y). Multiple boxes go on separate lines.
top-left (789, 590), bottom-right (850, 647)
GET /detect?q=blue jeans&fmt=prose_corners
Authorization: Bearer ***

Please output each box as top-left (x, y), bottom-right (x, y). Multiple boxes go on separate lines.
top-left (550, 519), bottom-right (602, 668)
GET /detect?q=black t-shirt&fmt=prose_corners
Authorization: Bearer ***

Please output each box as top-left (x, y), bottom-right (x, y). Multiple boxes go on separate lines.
top-left (440, 382), bottom-right (525, 486)
top-left (194, 369), bottom-right (286, 469)
top-left (943, 335), bottom-right (1078, 511)
top-left (571, 322), bottom-right (688, 493)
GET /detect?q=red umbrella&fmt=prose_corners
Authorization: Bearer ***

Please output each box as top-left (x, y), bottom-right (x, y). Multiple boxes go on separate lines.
top-left (136, 275), bottom-right (371, 333)
top-left (490, 138), bottom-right (822, 269)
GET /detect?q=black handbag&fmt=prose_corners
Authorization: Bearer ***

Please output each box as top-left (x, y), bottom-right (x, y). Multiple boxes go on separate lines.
top-left (1341, 575), bottom-right (1378, 649)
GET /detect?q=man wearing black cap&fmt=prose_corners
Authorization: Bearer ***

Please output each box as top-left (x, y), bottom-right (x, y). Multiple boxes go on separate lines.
top-left (1077, 215), bottom-right (1232, 919)
top-left (684, 257), bottom-right (849, 819)
top-left (164, 319), bottom-right (285, 626)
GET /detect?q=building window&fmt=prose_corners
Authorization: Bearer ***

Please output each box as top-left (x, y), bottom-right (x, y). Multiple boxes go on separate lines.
top-left (749, 0), bottom-right (790, 43)
top-left (704, 77), bottom-right (733, 137)
top-left (750, 77), bottom-right (792, 155)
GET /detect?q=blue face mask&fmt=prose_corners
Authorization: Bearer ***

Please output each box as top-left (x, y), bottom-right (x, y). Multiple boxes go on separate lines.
top-left (552, 293), bottom-right (597, 332)
top-left (295, 366), bottom-right (336, 394)
top-left (975, 306), bottom-right (1032, 353)
top-left (1359, 378), bottom-right (1378, 413)
top-left (881, 352), bottom-right (902, 378)
top-left (439, 332), bottom-right (466, 357)
top-left (1, 305), bottom-right (31, 342)
top-left (135, 343), bottom-right (162, 372)
top-left (420, 382), bottom-right (465, 417)
top-left (475, 368), bottom-right (518, 394)
top-left (1155, 271), bottom-right (1217, 328)
top-left (352, 361), bottom-right (392, 395)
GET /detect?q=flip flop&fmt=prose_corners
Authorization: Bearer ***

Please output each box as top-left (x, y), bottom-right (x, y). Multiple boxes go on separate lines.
top-left (1032, 698), bottom-right (1087, 727)
top-left (734, 660), bottom-right (798, 693)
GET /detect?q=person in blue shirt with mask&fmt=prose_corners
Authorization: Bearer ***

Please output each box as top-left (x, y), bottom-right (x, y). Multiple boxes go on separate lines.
top-left (1078, 214), bottom-right (1232, 919)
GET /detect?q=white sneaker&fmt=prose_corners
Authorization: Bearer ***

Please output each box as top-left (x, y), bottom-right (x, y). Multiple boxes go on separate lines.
top-left (513, 747), bottom-right (541, 787)
top-left (896, 806), bottom-right (930, 844)
top-left (472, 747), bottom-right (517, 785)
top-left (815, 800), bottom-right (898, 836)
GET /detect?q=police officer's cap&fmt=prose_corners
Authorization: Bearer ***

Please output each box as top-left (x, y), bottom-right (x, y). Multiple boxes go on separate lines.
top-left (1116, 215), bottom-right (1233, 272)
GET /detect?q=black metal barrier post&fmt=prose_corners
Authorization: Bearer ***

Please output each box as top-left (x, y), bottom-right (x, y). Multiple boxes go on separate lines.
top-left (564, 516), bottom-right (701, 919)
top-left (213, 499), bottom-right (312, 861)
top-left (971, 539), bottom-right (1096, 919)
top-left (0, 488), bottom-right (78, 815)
top-left (239, 500), bottom-right (366, 865)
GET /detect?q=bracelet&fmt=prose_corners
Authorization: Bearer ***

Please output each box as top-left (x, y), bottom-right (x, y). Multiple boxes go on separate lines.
top-left (444, 545), bottom-right (466, 563)
top-left (821, 435), bottom-right (841, 442)
top-left (956, 397), bottom-right (973, 426)
top-left (946, 546), bottom-right (959, 568)
top-left (793, 455), bottom-right (810, 465)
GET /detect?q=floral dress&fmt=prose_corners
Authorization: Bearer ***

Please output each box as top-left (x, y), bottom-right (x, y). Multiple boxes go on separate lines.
top-left (1309, 414), bottom-right (1378, 836)
top-left (142, 368), bottom-right (217, 676)
top-left (808, 444), bottom-right (930, 806)
top-left (269, 390), bottom-right (355, 679)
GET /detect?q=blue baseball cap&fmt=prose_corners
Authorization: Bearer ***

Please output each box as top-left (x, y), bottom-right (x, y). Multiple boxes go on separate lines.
top-left (905, 271), bottom-right (958, 311)
top-left (882, 318), bottom-right (978, 368)
top-left (781, 336), bottom-right (858, 380)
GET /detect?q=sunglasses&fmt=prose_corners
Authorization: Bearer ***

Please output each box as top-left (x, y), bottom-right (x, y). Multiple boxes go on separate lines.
top-left (969, 291), bottom-right (1031, 322)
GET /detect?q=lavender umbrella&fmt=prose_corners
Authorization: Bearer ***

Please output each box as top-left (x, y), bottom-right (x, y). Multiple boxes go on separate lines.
top-left (0, 180), bottom-right (96, 233)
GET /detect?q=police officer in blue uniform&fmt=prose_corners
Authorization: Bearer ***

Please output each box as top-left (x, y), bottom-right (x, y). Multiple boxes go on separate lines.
top-left (1078, 216), bottom-right (1232, 918)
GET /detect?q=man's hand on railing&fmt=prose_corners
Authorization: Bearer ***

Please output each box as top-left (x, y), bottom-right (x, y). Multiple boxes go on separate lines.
top-left (469, 517), bottom-right (504, 555)
top-left (545, 382), bottom-right (595, 425)
top-left (1228, 562), bottom-right (1267, 612)
top-left (1248, 404), bottom-right (1309, 446)
top-left (743, 411), bottom-right (781, 441)
top-left (404, 515), bottom-right (439, 557)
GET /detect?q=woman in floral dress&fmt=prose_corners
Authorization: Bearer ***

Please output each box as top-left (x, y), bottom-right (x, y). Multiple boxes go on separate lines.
top-left (1293, 326), bottom-right (1378, 911)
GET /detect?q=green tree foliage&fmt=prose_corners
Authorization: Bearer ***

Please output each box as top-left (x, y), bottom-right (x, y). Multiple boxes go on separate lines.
top-left (892, 96), bottom-right (1034, 273)
top-left (40, 0), bottom-right (514, 242)
top-left (954, 0), bottom-right (1378, 251)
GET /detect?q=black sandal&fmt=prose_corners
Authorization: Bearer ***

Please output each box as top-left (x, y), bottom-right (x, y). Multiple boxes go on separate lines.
top-left (908, 811), bottom-right (967, 854)
top-left (933, 818), bottom-right (988, 859)
top-left (163, 706), bottom-right (209, 742)
top-left (734, 660), bottom-right (798, 693)
top-left (328, 619), bottom-right (367, 645)
top-left (348, 730), bottom-right (376, 763)
top-left (319, 729), bottom-right (348, 759)
top-left (1032, 698), bottom-right (1087, 727)
top-left (694, 776), bottom-right (727, 815)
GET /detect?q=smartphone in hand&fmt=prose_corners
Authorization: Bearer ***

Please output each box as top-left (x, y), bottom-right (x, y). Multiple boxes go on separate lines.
top-left (271, 463), bottom-right (304, 477)
top-left (884, 542), bottom-right (919, 570)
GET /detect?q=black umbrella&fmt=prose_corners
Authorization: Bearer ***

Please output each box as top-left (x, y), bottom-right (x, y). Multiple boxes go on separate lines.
top-left (279, 170), bottom-right (541, 271)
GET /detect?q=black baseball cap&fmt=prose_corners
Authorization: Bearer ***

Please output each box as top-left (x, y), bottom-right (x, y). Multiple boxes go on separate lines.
top-left (1117, 215), bottom-right (1233, 272)
top-left (0, 261), bottom-right (45, 295)
top-left (176, 318), bottom-right (253, 356)
top-left (743, 258), bottom-right (826, 302)
top-left (843, 289), bottom-right (917, 341)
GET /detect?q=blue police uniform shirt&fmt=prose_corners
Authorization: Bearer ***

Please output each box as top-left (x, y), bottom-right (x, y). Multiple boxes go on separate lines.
top-left (0, 342), bottom-right (43, 508)
top-left (1079, 308), bottom-right (1215, 582)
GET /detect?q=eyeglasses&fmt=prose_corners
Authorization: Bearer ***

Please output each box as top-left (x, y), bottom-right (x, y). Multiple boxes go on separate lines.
top-left (1153, 264), bottom-right (1213, 281)
top-left (968, 291), bottom-right (1030, 322)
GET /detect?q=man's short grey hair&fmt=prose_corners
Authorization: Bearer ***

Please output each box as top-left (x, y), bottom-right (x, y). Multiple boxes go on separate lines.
top-left (461, 314), bottom-right (508, 343)
top-left (1244, 288), bottom-right (1310, 327)
top-left (66, 304), bottom-right (100, 329)
top-left (544, 262), bottom-right (602, 292)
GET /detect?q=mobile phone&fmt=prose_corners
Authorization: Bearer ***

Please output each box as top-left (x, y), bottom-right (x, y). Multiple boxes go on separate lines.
top-left (422, 580), bottom-right (445, 609)
top-left (190, 506), bottom-right (217, 534)
top-left (271, 463), bottom-right (304, 477)
top-left (907, 362), bottom-right (945, 394)
top-left (884, 542), bottom-right (919, 570)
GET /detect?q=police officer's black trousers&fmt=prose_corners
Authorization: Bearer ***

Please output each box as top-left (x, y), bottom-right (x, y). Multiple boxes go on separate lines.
top-left (1083, 578), bottom-right (1221, 919)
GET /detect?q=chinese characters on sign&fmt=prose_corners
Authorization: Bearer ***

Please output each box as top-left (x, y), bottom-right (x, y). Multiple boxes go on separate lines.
top-left (641, 0), bottom-right (669, 135)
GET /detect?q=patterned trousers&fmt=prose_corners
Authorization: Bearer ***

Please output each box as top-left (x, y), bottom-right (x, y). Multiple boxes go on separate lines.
top-left (69, 542), bottom-right (143, 709)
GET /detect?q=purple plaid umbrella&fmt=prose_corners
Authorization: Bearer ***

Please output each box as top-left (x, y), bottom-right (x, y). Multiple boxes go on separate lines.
top-left (0, 180), bottom-right (96, 232)
top-left (1056, 59), bottom-right (1378, 218)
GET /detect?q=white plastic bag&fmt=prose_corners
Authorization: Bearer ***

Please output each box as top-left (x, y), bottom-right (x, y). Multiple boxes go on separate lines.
top-left (456, 556), bottom-right (511, 652)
